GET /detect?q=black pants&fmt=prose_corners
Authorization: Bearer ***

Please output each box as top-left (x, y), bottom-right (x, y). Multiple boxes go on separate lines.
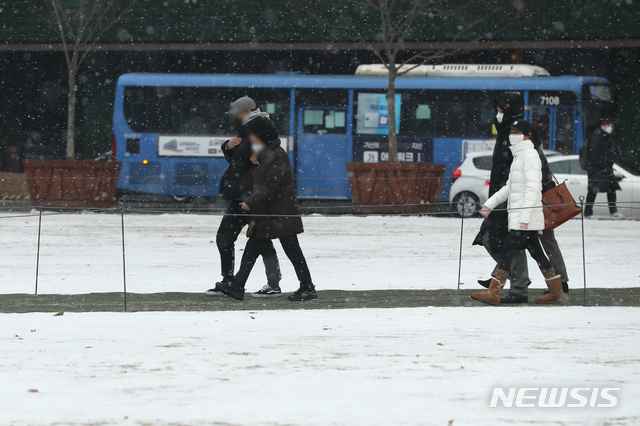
top-left (585, 187), bottom-right (618, 216)
top-left (234, 235), bottom-right (313, 289)
top-left (216, 200), bottom-right (281, 286)
top-left (497, 230), bottom-right (552, 275)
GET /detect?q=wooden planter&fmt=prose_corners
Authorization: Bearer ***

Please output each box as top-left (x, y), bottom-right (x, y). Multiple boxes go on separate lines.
top-left (23, 160), bottom-right (122, 208)
top-left (346, 162), bottom-right (446, 214)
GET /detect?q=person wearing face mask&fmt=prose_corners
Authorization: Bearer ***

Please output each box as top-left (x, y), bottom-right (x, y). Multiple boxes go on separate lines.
top-left (217, 116), bottom-right (317, 302)
top-left (472, 120), bottom-right (567, 305)
top-left (585, 117), bottom-right (624, 219)
top-left (472, 93), bottom-right (531, 298)
top-left (206, 97), bottom-right (282, 298)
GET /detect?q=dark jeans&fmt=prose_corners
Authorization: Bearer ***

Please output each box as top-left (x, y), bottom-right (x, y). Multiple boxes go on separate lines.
top-left (234, 235), bottom-right (313, 289)
top-left (216, 200), bottom-right (281, 286)
top-left (497, 230), bottom-right (552, 275)
top-left (585, 187), bottom-right (618, 216)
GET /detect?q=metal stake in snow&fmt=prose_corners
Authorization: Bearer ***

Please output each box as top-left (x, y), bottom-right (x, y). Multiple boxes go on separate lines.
top-left (457, 201), bottom-right (464, 290)
top-left (580, 196), bottom-right (587, 306)
top-left (120, 198), bottom-right (128, 312)
top-left (34, 199), bottom-right (43, 296)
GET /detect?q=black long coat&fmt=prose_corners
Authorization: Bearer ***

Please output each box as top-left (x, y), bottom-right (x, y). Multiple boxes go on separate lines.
top-left (244, 140), bottom-right (304, 240)
top-left (219, 126), bottom-right (256, 201)
top-left (473, 92), bottom-right (524, 253)
top-left (587, 128), bottom-right (621, 193)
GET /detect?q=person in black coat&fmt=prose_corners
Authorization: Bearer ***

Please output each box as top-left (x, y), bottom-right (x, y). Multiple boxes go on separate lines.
top-left (473, 92), bottom-right (525, 252)
top-left (218, 116), bottom-right (317, 302)
top-left (585, 118), bottom-right (623, 218)
top-left (206, 97), bottom-right (281, 297)
top-left (472, 93), bottom-right (532, 298)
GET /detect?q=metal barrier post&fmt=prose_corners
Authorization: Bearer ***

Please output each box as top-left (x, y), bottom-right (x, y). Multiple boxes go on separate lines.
top-left (120, 199), bottom-right (128, 312)
top-left (580, 196), bottom-right (587, 306)
top-left (34, 199), bottom-right (43, 295)
top-left (457, 201), bottom-right (464, 290)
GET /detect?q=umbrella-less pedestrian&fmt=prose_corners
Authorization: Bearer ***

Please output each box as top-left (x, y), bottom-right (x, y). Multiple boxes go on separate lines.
top-left (218, 116), bottom-right (317, 302)
top-left (206, 96), bottom-right (282, 297)
top-left (472, 120), bottom-right (567, 306)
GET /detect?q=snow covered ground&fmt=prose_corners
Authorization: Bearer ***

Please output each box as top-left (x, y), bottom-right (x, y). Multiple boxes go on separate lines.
top-left (1, 212), bottom-right (639, 295)
top-left (2, 307), bottom-right (639, 426)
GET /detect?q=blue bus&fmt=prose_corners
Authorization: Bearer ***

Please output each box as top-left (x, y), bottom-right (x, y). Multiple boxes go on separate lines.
top-left (112, 66), bottom-right (613, 201)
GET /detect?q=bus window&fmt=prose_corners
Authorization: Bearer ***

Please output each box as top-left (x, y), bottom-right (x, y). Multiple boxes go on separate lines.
top-left (555, 108), bottom-right (575, 154)
top-left (355, 92), bottom-right (401, 135)
top-left (302, 108), bottom-right (347, 134)
top-left (398, 90), bottom-right (499, 138)
top-left (123, 87), bottom-right (290, 135)
top-left (532, 107), bottom-right (550, 149)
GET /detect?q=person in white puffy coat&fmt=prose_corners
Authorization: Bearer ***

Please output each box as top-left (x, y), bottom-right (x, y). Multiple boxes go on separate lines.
top-left (471, 120), bottom-right (567, 305)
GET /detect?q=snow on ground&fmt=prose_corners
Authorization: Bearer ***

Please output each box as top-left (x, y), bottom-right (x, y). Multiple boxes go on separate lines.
top-left (0, 212), bottom-right (639, 295)
top-left (1, 307), bottom-right (639, 426)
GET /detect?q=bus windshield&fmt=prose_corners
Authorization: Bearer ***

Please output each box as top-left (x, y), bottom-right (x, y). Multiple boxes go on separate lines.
top-left (582, 83), bottom-right (614, 135)
top-left (123, 86), bottom-right (291, 135)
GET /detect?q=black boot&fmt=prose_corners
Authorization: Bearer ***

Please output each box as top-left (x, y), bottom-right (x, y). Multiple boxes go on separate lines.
top-left (500, 292), bottom-right (528, 304)
top-left (205, 279), bottom-right (230, 296)
top-left (217, 281), bottom-right (245, 301)
top-left (288, 284), bottom-right (318, 302)
top-left (477, 278), bottom-right (492, 289)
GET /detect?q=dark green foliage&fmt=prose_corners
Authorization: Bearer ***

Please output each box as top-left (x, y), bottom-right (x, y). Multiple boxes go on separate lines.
top-left (1, 0), bottom-right (639, 44)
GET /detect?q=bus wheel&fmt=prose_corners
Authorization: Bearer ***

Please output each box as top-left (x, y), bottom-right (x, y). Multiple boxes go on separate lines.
top-left (452, 192), bottom-right (480, 218)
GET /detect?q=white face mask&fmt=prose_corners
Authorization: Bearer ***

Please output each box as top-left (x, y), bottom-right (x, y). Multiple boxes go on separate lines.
top-left (509, 134), bottom-right (525, 146)
top-left (603, 125), bottom-right (613, 134)
top-left (496, 112), bottom-right (504, 123)
top-left (251, 144), bottom-right (264, 154)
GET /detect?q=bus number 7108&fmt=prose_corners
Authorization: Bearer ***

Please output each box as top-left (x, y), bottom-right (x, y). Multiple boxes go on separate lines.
top-left (540, 96), bottom-right (561, 105)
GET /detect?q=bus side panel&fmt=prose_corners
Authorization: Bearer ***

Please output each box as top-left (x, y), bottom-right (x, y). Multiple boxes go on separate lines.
top-left (115, 130), bottom-right (228, 197)
top-left (433, 138), bottom-right (464, 203)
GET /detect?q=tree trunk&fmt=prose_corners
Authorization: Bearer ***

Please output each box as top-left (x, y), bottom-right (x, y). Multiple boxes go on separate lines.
top-left (65, 69), bottom-right (77, 160)
top-left (386, 71), bottom-right (399, 163)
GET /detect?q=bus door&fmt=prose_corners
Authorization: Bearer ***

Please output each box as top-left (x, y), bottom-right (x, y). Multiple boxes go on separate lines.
top-left (554, 107), bottom-right (576, 153)
top-left (530, 106), bottom-right (575, 153)
top-left (295, 106), bottom-right (351, 199)
top-left (530, 106), bottom-right (552, 149)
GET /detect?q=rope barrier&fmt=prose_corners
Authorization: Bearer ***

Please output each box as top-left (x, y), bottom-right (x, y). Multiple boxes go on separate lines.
top-left (0, 200), bottom-right (639, 220)
top-left (9, 196), bottom-right (639, 311)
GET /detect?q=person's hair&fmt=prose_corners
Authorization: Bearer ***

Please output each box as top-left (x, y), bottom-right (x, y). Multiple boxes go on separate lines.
top-left (246, 117), bottom-right (279, 143)
top-left (528, 128), bottom-right (542, 149)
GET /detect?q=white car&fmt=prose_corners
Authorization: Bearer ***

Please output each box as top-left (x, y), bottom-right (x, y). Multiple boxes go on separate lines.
top-left (547, 155), bottom-right (640, 219)
top-left (449, 149), bottom-right (560, 217)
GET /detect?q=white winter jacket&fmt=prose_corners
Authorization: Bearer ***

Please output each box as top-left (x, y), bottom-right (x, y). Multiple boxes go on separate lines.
top-left (484, 139), bottom-right (545, 231)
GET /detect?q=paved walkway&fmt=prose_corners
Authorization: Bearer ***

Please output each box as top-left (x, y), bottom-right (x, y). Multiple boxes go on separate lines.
top-left (2, 288), bottom-right (639, 313)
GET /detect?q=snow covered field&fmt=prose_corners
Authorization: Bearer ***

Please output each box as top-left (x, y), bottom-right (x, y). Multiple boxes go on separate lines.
top-left (2, 307), bottom-right (639, 426)
top-left (1, 213), bottom-right (639, 295)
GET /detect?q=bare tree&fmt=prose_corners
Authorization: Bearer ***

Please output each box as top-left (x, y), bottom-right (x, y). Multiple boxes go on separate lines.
top-left (38, 0), bottom-right (136, 160)
top-left (292, 0), bottom-right (505, 162)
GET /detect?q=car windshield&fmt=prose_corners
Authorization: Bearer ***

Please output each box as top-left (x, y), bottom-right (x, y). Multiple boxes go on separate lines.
top-left (615, 156), bottom-right (640, 176)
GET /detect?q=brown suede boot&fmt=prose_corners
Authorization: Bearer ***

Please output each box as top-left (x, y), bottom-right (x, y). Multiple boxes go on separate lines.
top-left (471, 269), bottom-right (508, 305)
top-left (535, 268), bottom-right (568, 305)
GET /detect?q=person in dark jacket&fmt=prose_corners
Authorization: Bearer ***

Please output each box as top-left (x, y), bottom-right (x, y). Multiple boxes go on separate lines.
top-left (472, 93), bottom-right (531, 297)
top-left (585, 118), bottom-right (624, 219)
top-left (206, 97), bottom-right (281, 297)
top-left (218, 117), bottom-right (317, 302)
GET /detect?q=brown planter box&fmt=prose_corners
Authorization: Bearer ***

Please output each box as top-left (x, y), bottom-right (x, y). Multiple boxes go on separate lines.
top-left (23, 159), bottom-right (122, 208)
top-left (346, 162), bottom-right (446, 214)
top-left (0, 172), bottom-right (30, 198)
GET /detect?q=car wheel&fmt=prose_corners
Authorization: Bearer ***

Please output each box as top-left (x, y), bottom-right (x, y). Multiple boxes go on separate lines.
top-left (452, 192), bottom-right (480, 218)
top-left (172, 195), bottom-right (193, 203)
